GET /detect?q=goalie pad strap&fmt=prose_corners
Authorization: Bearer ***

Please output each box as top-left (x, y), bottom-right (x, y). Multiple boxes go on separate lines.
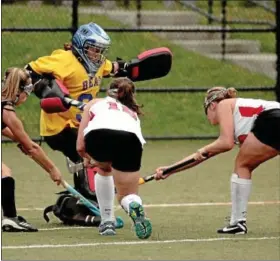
top-left (55, 79), bottom-right (70, 96)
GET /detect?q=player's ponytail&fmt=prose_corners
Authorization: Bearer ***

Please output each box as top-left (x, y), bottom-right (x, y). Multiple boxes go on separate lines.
top-left (204, 86), bottom-right (237, 113)
top-left (64, 43), bottom-right (72, 51)
top-left (108, 77), bottom-right (143, 115)
top-left (226, 87), bottom-right (237, 98)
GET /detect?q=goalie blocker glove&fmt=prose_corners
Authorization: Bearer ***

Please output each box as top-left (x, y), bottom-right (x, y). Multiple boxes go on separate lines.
top-left (114, 47), bottom-right (172, 82)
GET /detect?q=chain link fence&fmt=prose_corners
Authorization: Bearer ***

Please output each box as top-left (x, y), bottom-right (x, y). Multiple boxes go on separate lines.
top-left (2, 0), bottom-right (279, 141)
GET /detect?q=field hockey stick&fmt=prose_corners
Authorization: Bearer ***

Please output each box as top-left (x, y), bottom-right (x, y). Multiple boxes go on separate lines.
top-left (61, 180), bottom-right (124, 228)
top-left (63, 97), bottom-right (86, 111)
top-left (138, 153), bottom-right (209, 185)
top-left (61, 180), bottom-right (100, 216)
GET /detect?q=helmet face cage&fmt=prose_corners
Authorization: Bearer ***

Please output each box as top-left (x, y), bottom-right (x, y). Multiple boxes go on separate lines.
top-left (72, 23), bottom-right (111, 75)
top-left (19, 71), bottom-right (33, 96)
top-left (20, 83), bottom-right (33, 96)
top-left (83, 40), bottom-right (109, 69)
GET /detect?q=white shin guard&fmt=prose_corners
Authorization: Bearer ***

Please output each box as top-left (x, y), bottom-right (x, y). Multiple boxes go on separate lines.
top-left (230, 173), bottom-right (252, 225)
top-left (94, 173), bottom-right (115, 223)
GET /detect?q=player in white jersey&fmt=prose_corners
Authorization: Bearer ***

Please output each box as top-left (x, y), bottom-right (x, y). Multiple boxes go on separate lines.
top-left (76, 77), bottom-right (152, 239)
top-left (155, 86), bottom-right (280, 234)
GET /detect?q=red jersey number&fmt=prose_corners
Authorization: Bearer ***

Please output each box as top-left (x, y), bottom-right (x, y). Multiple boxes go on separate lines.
top-left (108, 102), bottom-right (137, 120)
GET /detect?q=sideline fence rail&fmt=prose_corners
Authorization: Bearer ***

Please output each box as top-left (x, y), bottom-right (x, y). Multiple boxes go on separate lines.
top-left (1, 0), bottom-right (279, 141)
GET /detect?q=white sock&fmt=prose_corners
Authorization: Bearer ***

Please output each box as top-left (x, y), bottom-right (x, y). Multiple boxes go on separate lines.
top-left (230, 173), bottom-right (252, 225)
top-left (230, 173), bottom-right (239, 225)
top-left (121, 194), bottom-right (142, 214)
top-left (94, 173), bottom-right (115, 223)
top-left (236, 176), bottom-right (252, 222)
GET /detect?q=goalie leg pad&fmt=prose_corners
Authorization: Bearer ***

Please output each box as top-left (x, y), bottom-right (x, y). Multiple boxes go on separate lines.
top-left (40, 97), bottom-right (71, 113)
top-left (66, 157), bottom-right (84, 174)
top-left (43, 193), bottom-right (101, 226)
top-left (73, 167), bottom-right (97, 202)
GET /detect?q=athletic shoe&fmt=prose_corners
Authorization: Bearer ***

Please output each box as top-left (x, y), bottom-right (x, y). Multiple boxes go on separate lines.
top-left (2, 216), bottom-right (38, 232)
top-left (99, 221), bottom-right (116, 236)
top-left (115, 216), bottom-right (124, 229)
top-left (217, 220), bottom-right (247, 234)
top-left (129, 201), bottom-right (152, 239)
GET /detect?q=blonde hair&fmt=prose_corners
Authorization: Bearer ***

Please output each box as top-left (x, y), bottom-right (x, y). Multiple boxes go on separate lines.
top-left (107, 77), bottom-right (143, 115)
top-left (2, 68), bottom-right (31, 102)
top-left (204, 86), bottom-right (237, 112)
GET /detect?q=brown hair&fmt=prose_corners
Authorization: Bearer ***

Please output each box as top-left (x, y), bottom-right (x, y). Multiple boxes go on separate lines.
top-left (2, 68), bottom-right (31, 102)
top-left (204, 86), bottom-right (237, 112)
top-left (107, 77), bottom-right (143, 115)
top-left (64, 43), bottom-right (72, 51)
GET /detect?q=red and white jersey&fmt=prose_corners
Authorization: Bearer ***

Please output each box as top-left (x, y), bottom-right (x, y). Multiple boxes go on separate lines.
top-left (84, 96), bottom-right (145, 145)
top-left (233, 98), bottom-right (280, 143)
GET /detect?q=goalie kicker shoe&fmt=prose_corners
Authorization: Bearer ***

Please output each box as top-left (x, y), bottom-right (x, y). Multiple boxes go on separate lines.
top-left (129, 201), bottom-right (152, 239)
top-left (217, 220), bottom-right (247, 234)
top-left (99, 221), bottom-right (116, 236)
top-left (2, 216), bottom-right (38, 232)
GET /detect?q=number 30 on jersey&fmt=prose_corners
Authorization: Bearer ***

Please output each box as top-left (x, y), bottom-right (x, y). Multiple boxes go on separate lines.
top-left (76, 93), bottom-right (93, 122)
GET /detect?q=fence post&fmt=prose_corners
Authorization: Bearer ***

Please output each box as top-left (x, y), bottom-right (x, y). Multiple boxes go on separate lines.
top-left (124, 0), bottom-right (130, 9)
top-left (207, 0), bottom-right (213, 24)
top-left (72, 0), bottom-right (79, 36)
top-left (276, 0), bottom-right (280, 102)
top-left (136, 0), bottom-right (142, 28)
top-left (221, 0), bottom-right (227, 61)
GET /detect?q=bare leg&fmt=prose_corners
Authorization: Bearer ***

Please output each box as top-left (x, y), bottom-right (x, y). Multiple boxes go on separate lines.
top-left (223, 133), bottom-right (278, 234)
top-left (113, 168), bottom-right (152, 239)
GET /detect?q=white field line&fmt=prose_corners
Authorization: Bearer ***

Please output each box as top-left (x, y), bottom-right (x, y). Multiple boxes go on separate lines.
top-left (38, 226), bottom-right (89, 231)
top-left (3, 237), bottom-right (280, 250)
top-left (18, 200), bottom-right (280, 211)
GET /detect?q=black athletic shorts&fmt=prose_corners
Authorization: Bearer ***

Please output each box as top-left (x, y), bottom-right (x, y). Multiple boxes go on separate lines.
top-left (251, 108), bottom-right (280, 151)
top-left (44, 127), bottom-right (81, 163)
top-left (84, 129), bottom-right (143, 172)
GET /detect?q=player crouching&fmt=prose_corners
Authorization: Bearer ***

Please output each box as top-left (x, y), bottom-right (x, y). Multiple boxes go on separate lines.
top-left (77, 78), bottom-right (152, 239)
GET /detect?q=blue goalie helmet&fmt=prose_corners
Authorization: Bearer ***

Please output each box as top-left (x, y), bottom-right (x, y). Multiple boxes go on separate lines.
top-left (72, 22), bottom-right (111, 75)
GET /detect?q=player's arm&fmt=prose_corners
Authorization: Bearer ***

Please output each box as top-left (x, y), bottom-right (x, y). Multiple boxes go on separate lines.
top-left (3, 108), bottom-right (61, 183)
top-left (25, 50), bottom-right (69, 96)
top-left (155, 100), bottom-right (234, 180)
top-left (25, 61), bottom-right (58, 99)
top-left (25, 64), bottom-right (45, 86)
top-left (2, 127), bottom-right (17, 141)
top-left (26, 63), bottom-right (71, 113)
top-left (76, 99), bottom-right (97, 159)
top-left (102, 59), bottom-right (120, 77)
top-left (198, 99), bottom-right (235, 156)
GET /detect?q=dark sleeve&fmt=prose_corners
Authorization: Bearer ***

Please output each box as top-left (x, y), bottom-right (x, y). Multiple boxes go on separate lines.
top-left (25, 64), bottom-right (54, 85)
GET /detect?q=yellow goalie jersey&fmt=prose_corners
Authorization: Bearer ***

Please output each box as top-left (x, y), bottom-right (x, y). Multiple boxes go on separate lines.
top-left (29, 49), bottom-right (112, 136)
